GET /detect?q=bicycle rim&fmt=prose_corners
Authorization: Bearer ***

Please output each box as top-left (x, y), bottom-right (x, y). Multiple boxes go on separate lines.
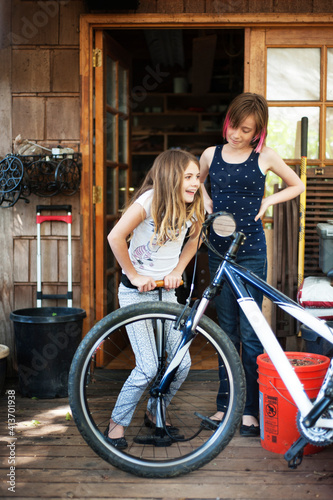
top-left (69, 302), bottom-right (245, 478)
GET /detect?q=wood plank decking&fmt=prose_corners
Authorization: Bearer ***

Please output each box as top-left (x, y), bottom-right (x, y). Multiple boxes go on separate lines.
top-left (1, 378), bottom-right (333, 500)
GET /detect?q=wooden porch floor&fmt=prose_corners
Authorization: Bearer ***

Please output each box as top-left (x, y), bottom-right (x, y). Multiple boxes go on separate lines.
top-left (1, 378), bottom-right (333, 500)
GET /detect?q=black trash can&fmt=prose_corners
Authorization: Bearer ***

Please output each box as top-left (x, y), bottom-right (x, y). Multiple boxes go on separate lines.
top-left (10, 307), bottom-right (86, 398)
top-left (0, 345), bottom-right (10, 395)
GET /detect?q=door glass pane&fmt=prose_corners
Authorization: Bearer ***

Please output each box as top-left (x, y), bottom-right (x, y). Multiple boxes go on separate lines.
top-left (119, 117), bottom-right (128, 163)
top-left (106, 235), bottom-right (115, 273)
top-left (119, 168), bottom-right (127, 210)
top-left (106, 272), bottom-right (118, 315)
top-left (266, 106), bottom-right (319, 159)
top-left (328, 48), bottom-right (333, 101)
top-left (107, 56), bottom-right (117, 108)
top-left (106, 167), bottom-right (117, 214)
top-left (267, 48), bottom-right (320, 101)
top-left (106, 112), bottom-right (116, 161)
top-left (326, 107), bottom-right (333, 159)
top-left (118, 66), bottom-right (128, 114)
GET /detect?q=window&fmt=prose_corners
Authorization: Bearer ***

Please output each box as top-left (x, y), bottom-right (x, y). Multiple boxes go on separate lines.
top-left (267, 48), bottom-right (320, 101)
top-left (265, 45), bottom-right (333, 278)
top-left (266, 46), bottom-right (333, 164)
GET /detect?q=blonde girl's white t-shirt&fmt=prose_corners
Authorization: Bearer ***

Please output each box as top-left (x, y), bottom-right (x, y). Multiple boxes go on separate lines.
top-left (126, 189), bottom-right (192, 280)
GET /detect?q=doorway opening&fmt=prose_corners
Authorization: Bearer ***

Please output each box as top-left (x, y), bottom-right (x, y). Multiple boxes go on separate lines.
top-left (102, 28), bottom-right (244, 314)
top-left (109, 29), bottom-right (244, 187)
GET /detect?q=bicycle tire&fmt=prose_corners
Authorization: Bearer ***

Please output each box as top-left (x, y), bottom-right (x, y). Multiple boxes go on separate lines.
top-left (68, 301), bottom-right (245, 478)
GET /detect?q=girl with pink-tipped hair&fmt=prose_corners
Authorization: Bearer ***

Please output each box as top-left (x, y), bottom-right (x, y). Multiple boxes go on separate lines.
top-left (200, 93), bottom-right (304, 437)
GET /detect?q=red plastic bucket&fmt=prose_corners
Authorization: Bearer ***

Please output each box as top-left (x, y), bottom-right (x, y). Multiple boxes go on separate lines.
top-left (257, 351), bottom-right (330, 455)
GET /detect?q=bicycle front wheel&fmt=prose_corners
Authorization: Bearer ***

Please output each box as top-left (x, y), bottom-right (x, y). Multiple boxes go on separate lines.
top-left (68, 301), bottom-right (245, 478)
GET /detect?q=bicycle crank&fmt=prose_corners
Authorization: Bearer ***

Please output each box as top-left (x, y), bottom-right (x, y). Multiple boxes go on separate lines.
top-left (297, 408), bottom-right (333, 447)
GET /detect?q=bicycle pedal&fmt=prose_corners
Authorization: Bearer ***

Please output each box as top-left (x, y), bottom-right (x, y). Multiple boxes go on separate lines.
top-left (194, 411), bottom-right (219, 430)
top-left (284, 436), bottom-right (307, 469)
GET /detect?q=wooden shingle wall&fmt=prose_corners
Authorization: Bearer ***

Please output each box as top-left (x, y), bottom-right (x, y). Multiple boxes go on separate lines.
top-left (118, 0), bottom-right (333, 13)
top-left (10, 0), bottom-right (82, 321)
top-left (2, 0), bottom-right (333, 372)
top-left (1, 0), bottom-right (84, 371)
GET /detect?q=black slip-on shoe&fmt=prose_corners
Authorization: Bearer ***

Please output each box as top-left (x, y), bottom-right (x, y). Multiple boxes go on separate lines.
top-left (240, 424), bottom-right (260, 437)
top-left (103, 426), bottom-right (128, 449)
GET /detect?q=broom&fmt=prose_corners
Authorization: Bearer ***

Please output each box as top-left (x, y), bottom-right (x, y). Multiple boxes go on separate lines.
top-left (297, 116), bottom-right (308, 288)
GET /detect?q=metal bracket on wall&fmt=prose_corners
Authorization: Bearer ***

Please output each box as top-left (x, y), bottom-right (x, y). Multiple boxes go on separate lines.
top-left (0, 154), bottom-right (82, 208)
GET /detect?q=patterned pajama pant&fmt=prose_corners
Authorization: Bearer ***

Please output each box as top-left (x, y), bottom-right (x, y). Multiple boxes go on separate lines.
top-left (111, 284), bottom-right (191, 426)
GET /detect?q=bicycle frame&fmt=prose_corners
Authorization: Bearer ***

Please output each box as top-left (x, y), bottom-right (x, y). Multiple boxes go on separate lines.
top-left (211, 259), bottom-right (333, 428)
top-left (154, 243), bottom-right (333, 430)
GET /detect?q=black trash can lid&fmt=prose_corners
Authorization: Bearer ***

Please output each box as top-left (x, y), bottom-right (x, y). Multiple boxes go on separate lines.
top-left (10, 307), bottom-right (86, 324)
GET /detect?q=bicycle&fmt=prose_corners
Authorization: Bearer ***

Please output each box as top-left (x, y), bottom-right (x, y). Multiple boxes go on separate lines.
top-left (68, 211), bottom-right (333, 478)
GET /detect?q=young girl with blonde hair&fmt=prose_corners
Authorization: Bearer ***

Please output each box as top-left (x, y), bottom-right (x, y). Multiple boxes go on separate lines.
top-left (106, 149), bottom-right (204, 448)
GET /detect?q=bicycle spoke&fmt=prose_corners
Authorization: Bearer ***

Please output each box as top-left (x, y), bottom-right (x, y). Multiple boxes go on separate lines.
top-left (69, 302), bottom-right (245, 478)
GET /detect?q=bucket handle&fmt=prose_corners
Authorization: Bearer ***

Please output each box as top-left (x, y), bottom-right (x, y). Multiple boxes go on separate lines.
top-left (269, 380), bottom-right (297, 408)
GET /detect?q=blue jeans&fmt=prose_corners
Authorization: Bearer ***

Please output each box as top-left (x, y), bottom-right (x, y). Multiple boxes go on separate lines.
top-left (209, 251), bottom-right (267, 418)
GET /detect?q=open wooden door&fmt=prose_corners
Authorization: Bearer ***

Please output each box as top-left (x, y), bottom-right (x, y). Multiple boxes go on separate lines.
top-left (94, 31), bottom-right (131, 324)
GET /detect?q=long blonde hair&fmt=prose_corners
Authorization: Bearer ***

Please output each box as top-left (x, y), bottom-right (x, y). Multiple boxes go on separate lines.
top-left (129, 149), bottom-right (204, 245)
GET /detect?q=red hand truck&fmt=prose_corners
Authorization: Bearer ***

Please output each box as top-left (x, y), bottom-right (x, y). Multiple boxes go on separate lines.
top-left (36, 205), bottom-right (73, 307)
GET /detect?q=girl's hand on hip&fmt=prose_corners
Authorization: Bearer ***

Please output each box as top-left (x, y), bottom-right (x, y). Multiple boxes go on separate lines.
top-left (255, 198), bottom-right (271, 221)
top-left (204, 198), bottom-right (213, 214)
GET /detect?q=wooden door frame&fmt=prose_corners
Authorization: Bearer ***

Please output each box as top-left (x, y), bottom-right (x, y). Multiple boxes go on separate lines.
top-left (80, 13), bottom-right (333, 332)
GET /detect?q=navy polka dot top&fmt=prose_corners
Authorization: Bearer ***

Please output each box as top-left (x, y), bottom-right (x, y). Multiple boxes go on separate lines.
top-left (209, 144), bottom-right (266, 255)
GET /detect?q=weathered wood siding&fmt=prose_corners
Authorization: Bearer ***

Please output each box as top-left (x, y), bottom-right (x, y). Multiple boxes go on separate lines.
top-left (1, 0), bottom-right (333, 373)
top-left (1, 0), bottom-right (84, 372)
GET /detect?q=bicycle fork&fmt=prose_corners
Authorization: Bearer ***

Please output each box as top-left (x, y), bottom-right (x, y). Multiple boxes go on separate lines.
top-left (150, 299), bottom-right (205, 399)
top-left (148, 297), bottom-right (211, 441)
top-left (150, 270), bottom-right (223, 401)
